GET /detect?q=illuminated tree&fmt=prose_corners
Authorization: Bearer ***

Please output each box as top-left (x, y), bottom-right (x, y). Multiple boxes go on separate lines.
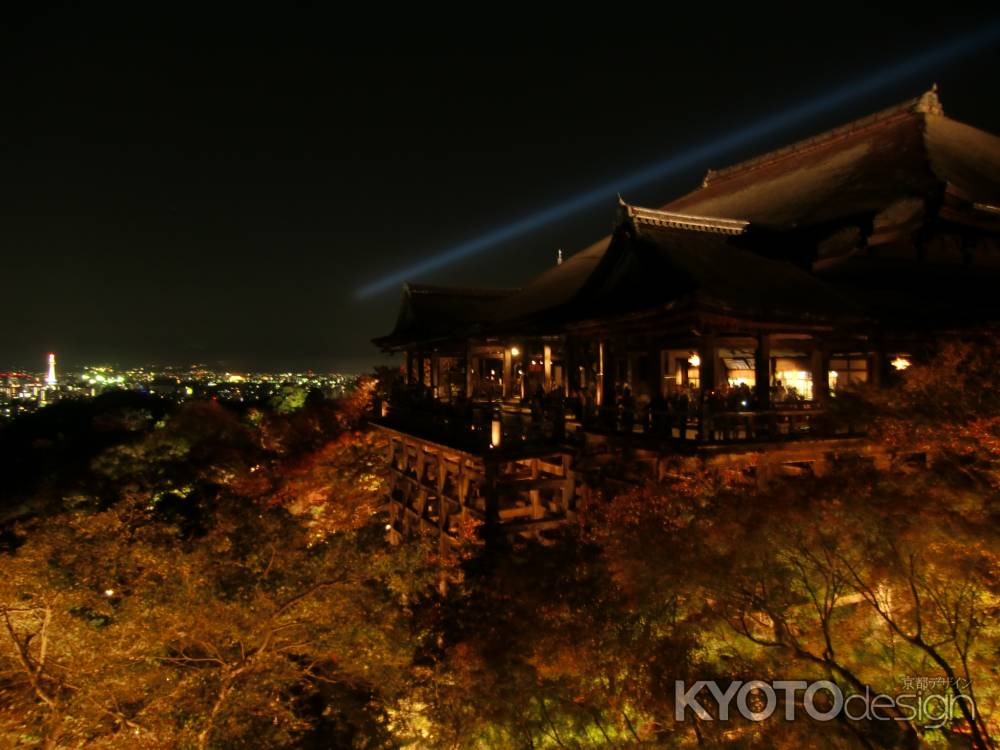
top-left (3, 343), bottom-right (998, 748)
top-left (0, 392), bottom-right (437, 749)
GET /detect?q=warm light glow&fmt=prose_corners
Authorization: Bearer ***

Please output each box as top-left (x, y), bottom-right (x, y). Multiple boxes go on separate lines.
top-left (891, 356), bottom-right (912, 371)
top-left (45, 353), bottom-right (57, 386)
top-left (104, 588), bottom-right (115, 597)
top-left (776, 369), bottom-right (813, 399)
top-left (688, 353), bottom-right (701, 367)
top-left (490, 418), bottom-right (502, 448)
top-left (510, 346), bottom-right (520, 357)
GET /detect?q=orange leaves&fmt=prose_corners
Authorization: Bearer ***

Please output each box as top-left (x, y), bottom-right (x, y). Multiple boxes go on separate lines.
top-left (266, 430), bottom-right (388, 537)
top-left (336, 375), bottom-right (378, 430)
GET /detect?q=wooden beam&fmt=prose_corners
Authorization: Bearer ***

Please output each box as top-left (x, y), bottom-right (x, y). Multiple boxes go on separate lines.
top-left (498, 477), bottom-right (570, 491)
top-left (499, 506), bottom-right (537, 520)
top-left (533, 458), bottom-right (566, 475)
top-left (503, 517), bottom-right (568, 534)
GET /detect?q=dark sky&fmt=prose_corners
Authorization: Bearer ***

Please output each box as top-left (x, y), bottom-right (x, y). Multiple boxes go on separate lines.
top-left (3, 6), bottom-right (999, 373)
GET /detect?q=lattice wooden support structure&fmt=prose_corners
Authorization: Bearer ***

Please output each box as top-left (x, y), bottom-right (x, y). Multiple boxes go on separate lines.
top-left (382, 426), bottom-right (579, 548)
top-left (379, 423), bottom-right (906, 548)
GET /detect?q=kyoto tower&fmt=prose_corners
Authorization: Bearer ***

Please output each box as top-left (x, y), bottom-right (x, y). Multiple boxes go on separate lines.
top-left (45, 353), bottom-right (57, 386)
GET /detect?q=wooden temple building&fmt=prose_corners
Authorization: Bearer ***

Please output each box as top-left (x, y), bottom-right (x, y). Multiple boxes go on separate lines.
top-left (372, 88), bottom-right (1000, 546)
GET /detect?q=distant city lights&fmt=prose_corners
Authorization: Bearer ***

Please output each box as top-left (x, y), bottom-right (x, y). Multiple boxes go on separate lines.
top-left (0, 354), bottom-right (359, 422)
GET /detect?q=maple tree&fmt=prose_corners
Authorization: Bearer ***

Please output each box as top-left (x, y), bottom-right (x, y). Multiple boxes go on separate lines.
top-left (1, 338), bottom-right (998, 748)
top-left (0, 388), bottom-right (437, 748)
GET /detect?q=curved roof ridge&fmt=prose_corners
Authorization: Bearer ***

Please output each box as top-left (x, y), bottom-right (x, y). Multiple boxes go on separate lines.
top-left (700, 86), bottom-right (943, 188)
top-left (619, 198), bottom-right (749, 235)
top-left (404, 282), bottom-right (518, 297)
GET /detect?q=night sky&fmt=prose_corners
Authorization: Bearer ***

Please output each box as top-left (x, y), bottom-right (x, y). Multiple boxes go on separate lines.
top-left (4, 7), bottom-right (1000, 374)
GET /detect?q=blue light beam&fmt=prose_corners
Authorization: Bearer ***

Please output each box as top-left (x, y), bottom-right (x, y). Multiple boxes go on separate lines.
top-left (357, 24), bottom-right (1000, 298)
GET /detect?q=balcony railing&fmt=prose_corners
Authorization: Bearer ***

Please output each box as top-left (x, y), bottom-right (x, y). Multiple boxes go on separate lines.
top-left (373, 388), bottom-right (864, 453)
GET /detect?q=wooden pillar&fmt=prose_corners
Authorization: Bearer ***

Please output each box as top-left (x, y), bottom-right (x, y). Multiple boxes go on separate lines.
top-left (561, 454), bottom-right (575, 513)
top-left (755, 333), bottom-right (771, 409)
top-left (599, 340), bottom-right (615, 407)
top-left (515, 346), bottom-right (525, 400)
top-left (502, 346), bottom-right (513, 400)
top-left (596, 341), bottom-right (606, 408)
top-left (811, 342), bottom-right (829, 404)
top-left (464, 344), bottom-right (474, 398)
top-left (405, 350), bottom-right (413, 384)
top-left (530, 459), bottom-right (543, 519)
top-left (605, 340), bottom-right (618, 404)
top-left (600, 340), bottom-right (617, 429)
top-left (658, 349), bottom-right (668, 397)
top-left (436, 455), bottom-right (447, 546)
top-left (699, 333), bottom-right (717, 440)
top-left (482, 458), bottom-right (500, 549)
top-left (868, 350), bottom-right (883, 388)
top-left (431, 351), bottom-right (440, 398)
top-left (626, 347), bottom-right (644, 396)
top-left (645, 349), bottom-right (659, 399)
top-left (564, 337), bottom-right (575, 397)
top-left (699, 334), bottom-right (717, 396)
top-left (457, 460), bottom-right (468, 519)
top-left (543, 344), bottom-right (553, 393)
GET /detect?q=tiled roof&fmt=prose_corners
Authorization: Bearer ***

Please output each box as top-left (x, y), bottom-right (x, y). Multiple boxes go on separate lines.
top-left (373, 89), bottom-right (1000, 347)
top-left (665, 88), bottom-right (1000, 228)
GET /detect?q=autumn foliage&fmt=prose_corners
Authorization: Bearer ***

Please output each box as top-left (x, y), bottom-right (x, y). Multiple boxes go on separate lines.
top-left (1, 340), bottom-right (999, 749)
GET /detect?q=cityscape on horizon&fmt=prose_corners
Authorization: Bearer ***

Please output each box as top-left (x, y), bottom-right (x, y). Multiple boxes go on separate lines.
top-left (0, 352), bottom-right (360, 422)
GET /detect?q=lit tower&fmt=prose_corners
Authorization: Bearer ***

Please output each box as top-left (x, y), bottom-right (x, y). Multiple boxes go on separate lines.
top-left (45, 353), bottom-right (57, 386)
